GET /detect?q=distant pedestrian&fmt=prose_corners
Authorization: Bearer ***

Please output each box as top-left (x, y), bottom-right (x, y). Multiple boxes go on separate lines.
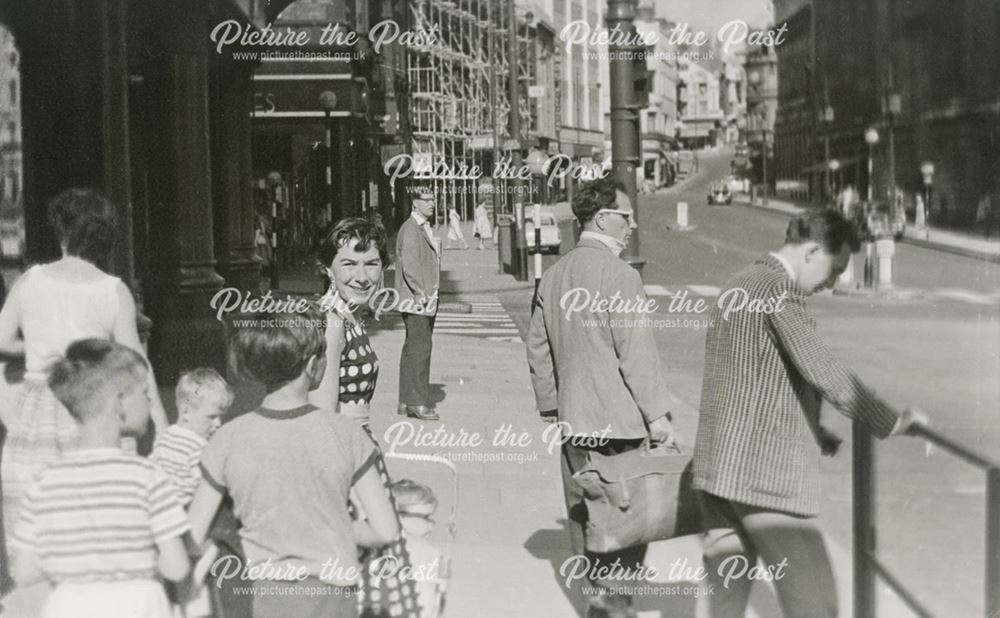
top-left (474, 199), bottom-right (493, 250)
top-left (977, 194), bottom-right (992, 239)
top-left (527, 176), bottom-right (680, 618)
top-left (395, 195), bottom-right (441, 421)
top-left (445, 205), bottom-right (468, 250)
top-left (692, 209), bottom-right (929, 618)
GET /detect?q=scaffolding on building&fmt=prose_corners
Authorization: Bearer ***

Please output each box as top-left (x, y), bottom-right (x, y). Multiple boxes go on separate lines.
top-left (405, 0), bottom-right (535, 224)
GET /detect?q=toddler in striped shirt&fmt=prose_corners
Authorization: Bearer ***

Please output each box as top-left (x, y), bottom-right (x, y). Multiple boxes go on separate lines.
top-left (150, 368), bottom-right (232, 617)
top-left (10, 339), bottom-right (191, 618)
top-left (151, 368), bottom-right (233, 507)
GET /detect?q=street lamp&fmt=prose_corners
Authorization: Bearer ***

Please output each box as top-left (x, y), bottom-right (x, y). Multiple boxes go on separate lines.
top-left (862, 128), bottom-right (880, 289)
top-left (828, 158), bottom-right (841, 207)
top-left (266, 171), bottom-right (283, 289)
top-left (819, 104), bottom-right (834, 202)
top-left (864, 127), bottom-right (879, 204)
top-left (756, 112), bottom-right (770, 206)
top-left (319, 90), bottom-right (338, 224)
top-left (508, 1), bottom-right (528, 281)
top-left (920, 161), bottom-right (935, 229)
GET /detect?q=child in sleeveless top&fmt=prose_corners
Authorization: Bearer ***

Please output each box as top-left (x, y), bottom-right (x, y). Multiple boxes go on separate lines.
top-left (9, 339), bottom-right (190, 618)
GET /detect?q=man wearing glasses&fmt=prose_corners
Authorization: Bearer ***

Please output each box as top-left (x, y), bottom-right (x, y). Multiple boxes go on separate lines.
top-left (527, 177), bottom-right (682, 618)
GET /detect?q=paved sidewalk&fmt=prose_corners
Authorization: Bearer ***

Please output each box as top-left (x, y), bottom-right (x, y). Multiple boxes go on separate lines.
top-left (735, 195), bottom-right (1000, 262)
top-left (271, 220), bottom-right (534, 300)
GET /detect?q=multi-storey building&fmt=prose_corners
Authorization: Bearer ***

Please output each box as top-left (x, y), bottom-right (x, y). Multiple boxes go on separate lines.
top-left (634, 5), bottom-right (679, 189)
top-left (720, 52), bottom-right (746, 145)
top-left (0, 25), bottom-right (21, 260)
top-left (676, 55), bottom-right (724, 149)
top-left (547, 0), bottom-right (608, 199)
top-left (772, 0), bottom-right (814, 201)
top-left (744, 38), bottom-right (778, 186)
top-left (776, 0), bottom-right (998, 225)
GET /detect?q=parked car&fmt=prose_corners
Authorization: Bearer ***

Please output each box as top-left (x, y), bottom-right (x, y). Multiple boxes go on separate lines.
top-left (866, 201), bottom-right (906, 240)
top-left (525, 211), bottom-right (562, 253)
top-left (707, 182), bottom-right (733, 205)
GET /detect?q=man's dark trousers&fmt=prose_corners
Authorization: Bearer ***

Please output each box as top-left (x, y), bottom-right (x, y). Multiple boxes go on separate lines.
top-left (399, 313), bottom-right (436, 407)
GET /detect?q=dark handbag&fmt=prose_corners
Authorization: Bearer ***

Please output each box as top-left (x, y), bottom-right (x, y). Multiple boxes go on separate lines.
top-left (572, 441), bottom-right (700, 553)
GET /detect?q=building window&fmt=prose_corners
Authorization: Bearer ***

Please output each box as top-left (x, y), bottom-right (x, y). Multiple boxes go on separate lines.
top-left (647, 111), bottom-right (657, 133)
top-left (9, 79), bottom-right (16, 107)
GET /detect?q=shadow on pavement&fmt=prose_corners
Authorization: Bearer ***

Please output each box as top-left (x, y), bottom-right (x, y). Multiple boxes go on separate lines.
top-left (523, 523), bottom-right (586, 617)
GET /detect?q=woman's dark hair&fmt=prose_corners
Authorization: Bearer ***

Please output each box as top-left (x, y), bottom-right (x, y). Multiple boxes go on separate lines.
top-left (47, 188), bottom-right (117, 267)
top-left (785, 210), bottom-right (861, 254)
top-left (318, 217), bottom-right (389, 267)
top-left (228, 307), bottom-right (327, 391)
top-left (571, 177), bottom-right (625, 225)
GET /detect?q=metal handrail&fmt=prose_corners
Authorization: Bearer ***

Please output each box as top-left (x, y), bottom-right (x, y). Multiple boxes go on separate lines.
top-left (853, 422), bottom-right (1000, 618)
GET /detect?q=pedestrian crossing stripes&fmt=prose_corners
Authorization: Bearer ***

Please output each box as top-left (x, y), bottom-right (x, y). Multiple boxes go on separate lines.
top-left (644, 284), bottom-right (1000, 306)
top-left (930, 288), bottom-right (1000, 305)
top-left (644, 284), bottom-right (720, 297)
top-left (436, 300), bottom-right (521, 342)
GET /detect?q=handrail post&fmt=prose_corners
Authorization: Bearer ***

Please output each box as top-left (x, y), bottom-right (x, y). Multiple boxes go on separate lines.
top-left (853, 422), bottom-right (877, 618)
top-left (986, 467), bottom-right (1000, 617)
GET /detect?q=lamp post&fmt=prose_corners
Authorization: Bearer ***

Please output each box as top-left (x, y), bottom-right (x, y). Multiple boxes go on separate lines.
top-left (266, 171), bottom-right (283, 289)
top-left (829, 158), bottom-right (841, 209)
top-left (820, 104), bottom-right (834, 203)
top-left (755, 112), bottom-right (770, 206)
top-left (864, 127), bottom-right (879, 204)
top-left (863, 128), bottom-right (880, 289)
top-left (920, 161), bottom-right (934, 230)
top-left (607, 0), bottom-right (645, 273)
top-left (319, 91), bottom-right (338, 224)
top-left (508, 1), bottom-right (528, 281)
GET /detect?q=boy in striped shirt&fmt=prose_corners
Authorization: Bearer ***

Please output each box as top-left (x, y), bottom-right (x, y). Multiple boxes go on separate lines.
top-left (10, 339), bottom-right (190, 618)
top-left (151, 368), bottom-right (233, 506)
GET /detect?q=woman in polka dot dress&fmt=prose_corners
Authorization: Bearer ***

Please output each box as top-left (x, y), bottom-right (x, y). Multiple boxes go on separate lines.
top-left (311, 218), bottom-right (422, 618)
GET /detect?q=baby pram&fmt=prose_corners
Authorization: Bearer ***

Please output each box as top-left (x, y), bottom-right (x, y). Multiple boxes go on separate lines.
top-left (383, 452), bottom-right (458, 618)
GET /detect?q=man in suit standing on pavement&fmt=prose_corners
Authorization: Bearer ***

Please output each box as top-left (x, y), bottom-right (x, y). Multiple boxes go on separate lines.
top-left (693, 210), bottom-right (928, 618)
top-left (527, 177), bottom-right (682, 618)
top-left (396, 193), bottom-right (441, 421)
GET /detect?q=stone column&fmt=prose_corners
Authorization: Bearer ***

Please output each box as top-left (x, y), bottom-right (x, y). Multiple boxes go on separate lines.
top-left (143, 0), bottom-right (225, 382)
top-left (209, 53), bottom-right (261, 292)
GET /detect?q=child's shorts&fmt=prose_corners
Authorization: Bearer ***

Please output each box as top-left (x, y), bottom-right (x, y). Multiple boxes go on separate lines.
top-left (46, 579), bottom-right (171, 618)
top-left (251, 578), bottom-right (359, 618)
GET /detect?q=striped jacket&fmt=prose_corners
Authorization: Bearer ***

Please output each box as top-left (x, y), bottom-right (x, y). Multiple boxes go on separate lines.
top-left (692, 255), bottom-right (899, 516)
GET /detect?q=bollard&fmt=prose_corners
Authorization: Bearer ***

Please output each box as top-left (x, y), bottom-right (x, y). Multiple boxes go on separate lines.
top-left (915, 195), bottom-right (926, 230)
top-left (532, 204), bottom-right (542, 311)
top-left (863, 243), bottom-right (874, 289)
top-left (838, 254), bottom-right (855, 286)
top-left (876, 238), bottom-right (894, 290)
top-left (677, 202), bottom-right (689, 229)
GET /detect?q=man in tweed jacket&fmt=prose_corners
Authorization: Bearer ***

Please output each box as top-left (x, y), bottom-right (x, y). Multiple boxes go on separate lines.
top-left (693, 211), bottom-right (926, 618)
